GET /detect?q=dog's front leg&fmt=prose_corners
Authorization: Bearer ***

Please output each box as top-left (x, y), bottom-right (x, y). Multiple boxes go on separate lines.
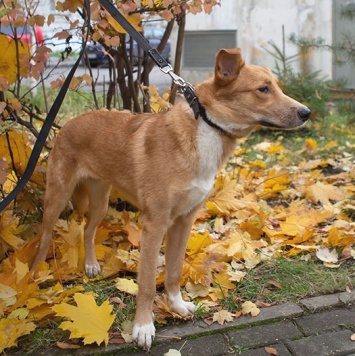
top-left (132, 219), bottom-right (166, 351)
top-left (165, 209), bottom-right (199, 316)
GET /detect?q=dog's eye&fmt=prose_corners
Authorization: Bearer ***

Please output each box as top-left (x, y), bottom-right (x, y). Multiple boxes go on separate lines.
top-left (258, 86), bottom-right (271, 93)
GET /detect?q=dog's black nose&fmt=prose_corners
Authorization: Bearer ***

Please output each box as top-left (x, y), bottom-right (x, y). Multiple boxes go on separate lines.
top-left (297, 107), bottom-right (311, 122)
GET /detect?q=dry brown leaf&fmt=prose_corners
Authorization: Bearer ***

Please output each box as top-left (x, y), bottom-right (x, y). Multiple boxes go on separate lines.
top-left (265, 346), bottom-right (278, 355)
top-left (56, 341), bottom-right (81, 350)
top-left (212, 310), bottom-right (234, 325)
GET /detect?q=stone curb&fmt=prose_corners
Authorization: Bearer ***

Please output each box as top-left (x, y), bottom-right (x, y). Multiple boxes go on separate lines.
top-left (41, 291), bottom-right (355, 355)
top-left (299, 290), bottom-right (355, 311)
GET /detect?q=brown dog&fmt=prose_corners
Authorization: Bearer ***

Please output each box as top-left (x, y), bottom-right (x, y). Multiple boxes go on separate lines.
top-left (31, 48), bottom-right (310, 350)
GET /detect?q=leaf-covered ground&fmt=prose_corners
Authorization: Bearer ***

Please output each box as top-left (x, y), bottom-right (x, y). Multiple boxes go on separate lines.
top-left (0, 115), bottom-right (354, 352)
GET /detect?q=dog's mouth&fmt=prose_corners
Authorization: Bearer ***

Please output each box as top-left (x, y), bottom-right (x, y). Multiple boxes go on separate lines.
top-left (259, 120), bottom-right (284, 129)
top-left (259, 117), bottom-right (308, 130)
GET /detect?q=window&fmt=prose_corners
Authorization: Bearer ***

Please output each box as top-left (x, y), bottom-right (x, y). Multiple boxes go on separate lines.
top-left (183, 30), bottom-right (237, 69)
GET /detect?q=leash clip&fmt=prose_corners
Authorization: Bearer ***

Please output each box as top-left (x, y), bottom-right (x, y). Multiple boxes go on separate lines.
top-left (160, 65), bottom-right (200, 119)
top-left (160, 65), bottom-right (187, 88)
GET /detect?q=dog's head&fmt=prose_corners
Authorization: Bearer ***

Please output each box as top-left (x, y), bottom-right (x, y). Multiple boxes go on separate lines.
top-left (196, 48), bottom-right (311, 135)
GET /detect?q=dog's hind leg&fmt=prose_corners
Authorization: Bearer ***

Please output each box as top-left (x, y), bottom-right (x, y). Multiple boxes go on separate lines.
top-left (82, 178), bottom-right (111, 278)
top-left (31, 163), bottom-right (78, 272)
top-left (164, 209), bottom-right (198, 316)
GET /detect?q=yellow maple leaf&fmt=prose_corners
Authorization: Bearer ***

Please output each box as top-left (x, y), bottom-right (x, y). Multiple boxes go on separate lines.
top-left (186, 231), bottom-right (214, 256)
top-left (53, 293), bottom-right (115, 346)
top-left (327, 226), bottom-right (355, 247)
top-left (208, 180), bottom-right (243, 214)
top-left (306, 182), bottom-right (346, 206)
top-left (0, 211), bottom-right (25, 257)
top-left (0, 283), bottom-right (17, 307)
top-left (227, 231), bottom-right (265, 265)
top-left (305, 138), bottom-right (318, 151)
top-left (15, 258), bottom-right (29, 284)
top-left (182, 252), bottom-right (225, 286)
top-left (0, 318), bottom-right (36, 352)
top-left (185, 281), bottom-right (210, 299)
top-left (58, 216), bottom-right (85, 271)
top-left (241, 301), bottom-right (260, 317)
top-left (213, 271), bottom-right (235, 291)
top-left (258, 169), bottom-right (291, 199)
top-left (115, 277), bottom-right (138, 295)
top-left (266, 143), bottom-right (284, 154)
top-left (122, 211), bottom-right (142, 247)
top-left (0, 130), bottom-right (45, 187)
top-left (106, 12), bottom-right (142, 34)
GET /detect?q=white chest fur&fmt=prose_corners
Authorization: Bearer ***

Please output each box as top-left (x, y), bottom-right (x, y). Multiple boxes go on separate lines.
top-left (185, 121), bottom-right (223, 212)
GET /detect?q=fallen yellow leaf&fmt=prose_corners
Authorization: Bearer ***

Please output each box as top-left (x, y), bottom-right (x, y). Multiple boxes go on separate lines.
top-left (241, 301), bottom-right (260, 317)
top-left (52, 293), bottom-right (115, 346)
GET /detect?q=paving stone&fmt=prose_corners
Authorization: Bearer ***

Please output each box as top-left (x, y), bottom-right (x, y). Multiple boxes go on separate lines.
top-left (239, 344), bottom-right (292, 356)
top-left (150, 333), bottom-right (230, 356)
top-left (296, 307), bottom-right (355, 335)
top-left (226, 320), bottom-right (302, 348)
top-left (286, 330), bottom-right (355, 356)
top-left (300, 291), bottom-right (355, 311)
top-left (156, 302), bottom-right (303, 341)
top-left (339, 290), bottom-right (355, 305)
top-left (300, 294), bottom-right (344, 311)
top-left (74, 333), bottom-right (230, 356)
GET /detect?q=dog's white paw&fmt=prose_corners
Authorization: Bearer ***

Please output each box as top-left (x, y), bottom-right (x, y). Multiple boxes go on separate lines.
top-left (168, 292), bottom-right (196, 317)
top-left (85, 262), bottom-right (101, 278)
top-left (132, 322), bottom-right (155, 351)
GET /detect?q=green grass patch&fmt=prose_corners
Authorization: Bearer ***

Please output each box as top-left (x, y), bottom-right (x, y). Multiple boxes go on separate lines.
top-left (222, 258), bottom-right (355, 310)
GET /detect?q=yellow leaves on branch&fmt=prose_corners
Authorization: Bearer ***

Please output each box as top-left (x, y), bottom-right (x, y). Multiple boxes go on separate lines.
top-left (53, 293), bottom-right (115, 346)
top-left (0, 131), bottom-right (46, 188)
top-left (105, 12), bottom-right (142, 34)
top-left (0, 34), bottom-right (30, 86)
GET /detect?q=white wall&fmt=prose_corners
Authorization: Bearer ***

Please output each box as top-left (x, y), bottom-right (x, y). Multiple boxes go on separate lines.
top-left (183, 0), bottom-right (333, 80)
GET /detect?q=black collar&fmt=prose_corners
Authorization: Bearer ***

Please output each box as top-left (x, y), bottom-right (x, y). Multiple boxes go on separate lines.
top-left (183, 85), bottom-right (230, 136)
top-left (198, 103), bottom-right (231, 136)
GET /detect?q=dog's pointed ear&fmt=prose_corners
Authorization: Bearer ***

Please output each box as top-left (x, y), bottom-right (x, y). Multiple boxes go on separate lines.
top-left (215, 48), bottom-right (245, 86)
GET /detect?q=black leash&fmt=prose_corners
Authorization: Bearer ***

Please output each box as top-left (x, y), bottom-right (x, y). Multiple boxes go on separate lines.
top-left (0, 0), bottom-right (91, 213)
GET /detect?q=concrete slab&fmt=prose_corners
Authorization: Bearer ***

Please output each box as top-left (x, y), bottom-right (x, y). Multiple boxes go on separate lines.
top-left (240, 344), bottom-right (292, 356)
top-left (143, 333), bottom-right (230, 356)
top-left (286, 330), bottom-right (355, 356)
top-left (295, 307), bottom-right (355, 335)
top-left (226, 320), bottom-right (302, 348)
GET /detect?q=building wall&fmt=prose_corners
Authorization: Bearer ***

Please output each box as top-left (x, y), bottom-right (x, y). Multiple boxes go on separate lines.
top-left (182, 0), bottom-right (333, 85)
